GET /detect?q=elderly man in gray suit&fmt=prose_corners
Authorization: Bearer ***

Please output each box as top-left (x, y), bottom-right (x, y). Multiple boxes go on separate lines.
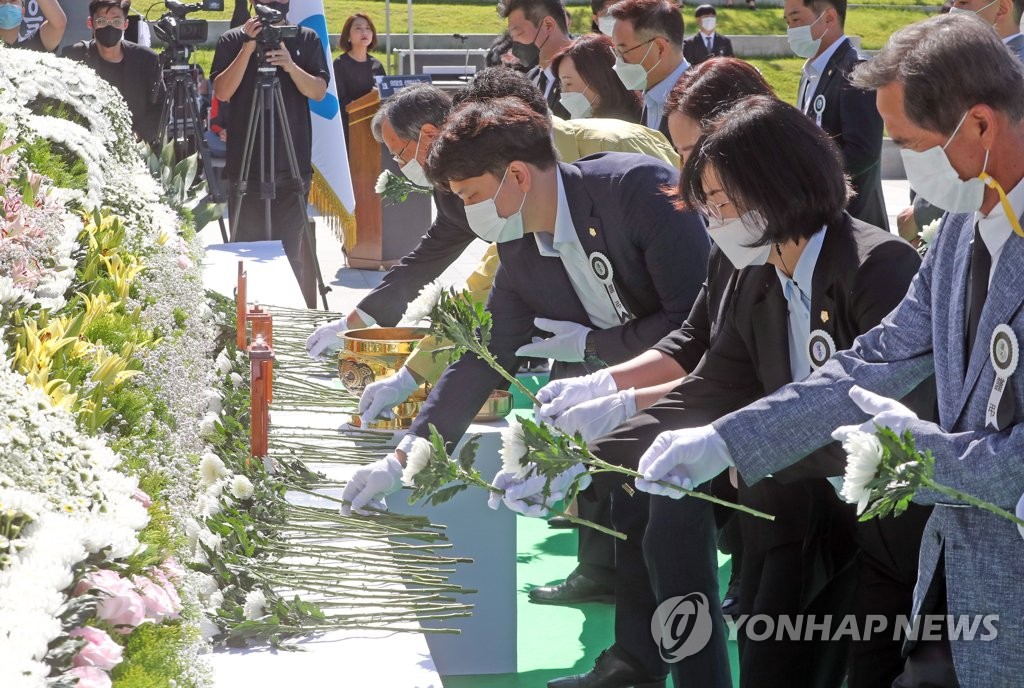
top-left (634, 15), bottom-right (1024, 688)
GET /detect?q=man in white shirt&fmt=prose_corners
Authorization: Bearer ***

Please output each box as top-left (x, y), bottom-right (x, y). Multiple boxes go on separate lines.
top-left (682, 4), bottom-right (735, 65)
top-left (500, 0), bottom-right (574, 118)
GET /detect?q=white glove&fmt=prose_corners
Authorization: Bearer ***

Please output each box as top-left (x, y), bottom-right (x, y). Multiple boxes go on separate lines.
top-left (536, 369), bottom-right (617, 421)
top-left (487, 463), bottom-right (591, 517)
top-left (340, 454), bottom-right (404, 516)
top-left (635, 425), bottom-right (733, 498)
top-left (515, 318), bottom-right (592, 363)
top-left (1016, 492), bottom-right (1024, 542)
top-left (549, 389), bottom-right (637, 443)
top-left (306, 317), bottom-right (349, 358)
top-left (359, 367), bottom-right (420, 423)
top-left (831, 386), bottom-right (919, 445)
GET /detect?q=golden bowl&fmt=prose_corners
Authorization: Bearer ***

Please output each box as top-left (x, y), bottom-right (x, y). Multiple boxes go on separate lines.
top-left (349, 389), bottom-right (515, 431)
top-left (338, 327), bottom-right (430, 395)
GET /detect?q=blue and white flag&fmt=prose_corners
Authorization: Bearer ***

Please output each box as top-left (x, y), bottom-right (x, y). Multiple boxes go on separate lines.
top-left (290, 0), bottom-right (357, 247)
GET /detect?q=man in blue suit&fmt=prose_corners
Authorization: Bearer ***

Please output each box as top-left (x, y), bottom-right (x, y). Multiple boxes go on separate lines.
top-left (339, 97), bottom-right (710, 584)
top-left (636, 15), bottom-right (1024, 687)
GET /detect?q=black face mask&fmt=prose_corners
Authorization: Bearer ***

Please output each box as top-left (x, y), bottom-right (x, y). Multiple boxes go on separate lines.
top-left (95, 25), bottom-right (123, 47)
top-left (510, 39), bottom-right (539, 70)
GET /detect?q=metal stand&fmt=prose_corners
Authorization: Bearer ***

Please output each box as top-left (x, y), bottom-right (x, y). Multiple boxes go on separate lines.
top-left (230, 48), bottom-right (331, 310)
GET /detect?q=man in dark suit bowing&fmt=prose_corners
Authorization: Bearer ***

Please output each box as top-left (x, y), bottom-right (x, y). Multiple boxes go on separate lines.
top-left (786, 0), bottom-right (889, 231)
top-left (339, 98), bottom-right (709, 559)
top-left (683, 5), bottom-right (734, 65)
top-left (500, 0), bottom-right (573, 119)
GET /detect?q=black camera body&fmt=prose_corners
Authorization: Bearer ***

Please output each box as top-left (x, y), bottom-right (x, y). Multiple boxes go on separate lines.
top-left (254, 4), bottom-right (299, 46)
top-left (152, 0), bottom-right (222, 47)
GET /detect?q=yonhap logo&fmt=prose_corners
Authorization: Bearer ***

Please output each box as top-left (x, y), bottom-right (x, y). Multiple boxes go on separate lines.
top-left (651, 593), bottom-right (714, 663)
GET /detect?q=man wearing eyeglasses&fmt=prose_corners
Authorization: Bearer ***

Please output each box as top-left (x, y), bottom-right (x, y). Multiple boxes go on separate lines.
top-left (63, 0), bottom-right (165, 144)
top-left (609, 0), bottom-right (689, 138)
top-left (0, 0), bottom-right (65, 51)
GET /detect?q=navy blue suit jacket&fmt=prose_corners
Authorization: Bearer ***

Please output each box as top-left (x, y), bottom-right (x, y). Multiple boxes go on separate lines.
top-left (409, 152), bottom-right (710, 446)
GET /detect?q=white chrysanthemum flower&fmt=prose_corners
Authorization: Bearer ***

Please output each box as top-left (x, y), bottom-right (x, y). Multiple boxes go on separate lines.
top-left (400, 281), bottom-right (444, 324)
top-left (214, 351), bottom-right (232, 375)
top-left (839, 430), bottom-right (884, 515)
top-left (401, 438), bottom-right (433, 487)
top-left (229, 475), bottom-right (254, 500)
top-left (198, 616), bottom-right (220, 641)
top-left (374, 170), bottom-right (391, 194)
top-left (199, 412), bottom-right (219, 438)
top-left (229, 372), bottom-right (243, 388)
top-left (243, 589), bottom-right (267, 620)
top-left (199, 453), bottom-right (229, 487)
top-left (500, 418), bottom-right (529, 478)
top-left (918, 219), bottom-right (940, 247)
top-left (204, 389), bottom-right (223, 415)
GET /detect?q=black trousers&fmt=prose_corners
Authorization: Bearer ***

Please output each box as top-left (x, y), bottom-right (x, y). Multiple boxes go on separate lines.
top-left (589, 395), bottom-right (733, 687)
top-left (228, 174), bottom-right (312, 283)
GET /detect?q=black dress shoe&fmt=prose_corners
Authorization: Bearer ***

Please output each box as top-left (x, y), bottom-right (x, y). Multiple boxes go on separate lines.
top-left (528, 571), bottom-right (614, 605)
top-left (547, 649), bottom-right (667, 688)
top-left (547, 516), bottom-right (579, 529)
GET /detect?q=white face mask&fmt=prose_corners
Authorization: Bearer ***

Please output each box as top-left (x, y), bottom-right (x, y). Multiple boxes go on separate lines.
top-left (787, 12), bottom-right (825, 58)
top-left (463, 167), bottom-right (528, 243)
top-left (597, 15), bottom-right (616, 35)
top-left (948, 0), bottom-right (999, 18)
top-left (707, 210), bottom-right (772, 268)
top-left (613, 41), bottom-right (658, 91)
top-left (900, 110), bottom-right (990, 214)
top-left (559, 89), bottom-right (594, 119)
top-left (399, 131), bottom-right (430, 188)
top-left (700, 17), bottom-right (716, 32)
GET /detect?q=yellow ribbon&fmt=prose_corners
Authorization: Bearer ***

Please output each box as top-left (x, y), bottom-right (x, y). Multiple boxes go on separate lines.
top-left (980, 172), bottom-right (1024, 238)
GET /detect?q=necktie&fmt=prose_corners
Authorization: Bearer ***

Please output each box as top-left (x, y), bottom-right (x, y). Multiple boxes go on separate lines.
top-left (966, 224), bottom-right (991, 358)
top-left (782, 278), bottom-right (813, 382)
top-left (536, 70), bottom-right (549, 97)
top-left (705, 35), bottom-right (713, 52)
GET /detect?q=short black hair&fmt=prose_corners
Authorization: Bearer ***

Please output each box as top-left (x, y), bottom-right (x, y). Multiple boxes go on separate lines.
top-left (498, 0), bottom-right (570, 34)
top-left (680, 95), bottom-right (851, 245)
top-left (609, 0), bottom-right (685, 46)
top-left (425, 98), bottom-right (557, 187)
top-left (89, 0), bottom-right (130, 17)
top-left (804, 0), bottom-right (847, 27)
top-left (694, 4), bottom-right (716, 17)
top-left (452, 67), bottom-right (550, 118)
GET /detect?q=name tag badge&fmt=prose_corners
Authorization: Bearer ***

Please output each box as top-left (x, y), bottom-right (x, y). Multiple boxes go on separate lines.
top-left (808, 329), bottom-right (835, 370)
top-left (813, 95), bottom-right (826, 128)
top-left (986, 324), bottom-right (1019, 429)
top-left (590, 251), bottom-right (634, 324)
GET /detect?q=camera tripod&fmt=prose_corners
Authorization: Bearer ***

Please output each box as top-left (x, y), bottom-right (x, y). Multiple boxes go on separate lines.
top-left (229, 45), bottom-right (331, 310)
top-left (158, 47), bottom-right (229, 240)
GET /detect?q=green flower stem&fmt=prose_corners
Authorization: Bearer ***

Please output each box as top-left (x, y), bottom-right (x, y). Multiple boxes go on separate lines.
top-left (921, 476), bottom-right (1024, 528)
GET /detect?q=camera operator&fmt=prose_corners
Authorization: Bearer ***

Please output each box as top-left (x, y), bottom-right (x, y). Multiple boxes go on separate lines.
top-left (63, 0), bottom-right (165, 145)
top-left (0, 0), bottom-right (66, 51)
top-left (211, 0), bottom-right (329, 279)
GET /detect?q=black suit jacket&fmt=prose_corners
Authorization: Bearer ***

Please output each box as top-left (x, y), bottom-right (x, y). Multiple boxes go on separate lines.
top-left (356, 189), bottom-right (475, 326)
top-left (682, 32), bottom-right (734, 65)
top-left (801, 39), bottom-right (888, 231)
top-left (680, 213), bottom-right (935, 482)
top-left (528, 65), bottom-right (570, 119)
top-left (409, 152), bottom-right (710, 446)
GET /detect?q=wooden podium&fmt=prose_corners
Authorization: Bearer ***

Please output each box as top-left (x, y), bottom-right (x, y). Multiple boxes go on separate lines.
top-left (345, 90), bottom-right (433, 270)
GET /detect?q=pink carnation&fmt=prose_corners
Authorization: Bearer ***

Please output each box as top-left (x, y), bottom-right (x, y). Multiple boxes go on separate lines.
top-left (69, 666), bottom-right (113, 688)
top-left (132, 488), bottom-right (152, 508)
top-left (177, 254), bottom-right (193, 270)
top-left (133, 574), bottom-right (180, 623)
top-left (70, 627), bottom-right (123, 671)
top-left (74, 569), bottom-right (146, 633)
top-left (160, 557), bottom-right (187, 582)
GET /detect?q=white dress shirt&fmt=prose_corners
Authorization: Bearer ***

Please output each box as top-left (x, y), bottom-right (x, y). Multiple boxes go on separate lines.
top-left (797, 35), bottom-right (848, 113)
top-left (533, 171), bottom-right (623, 329)
top-left (777, 226), bottom-right (828, 383)
top-left (975, 174), bottom-right (1024, 285)
top-left (644, 57), bottom-right (689, 130)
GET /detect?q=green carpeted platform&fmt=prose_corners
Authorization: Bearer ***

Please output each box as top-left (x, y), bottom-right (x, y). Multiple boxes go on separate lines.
top-left (441, 515), bottom-right (741, 687)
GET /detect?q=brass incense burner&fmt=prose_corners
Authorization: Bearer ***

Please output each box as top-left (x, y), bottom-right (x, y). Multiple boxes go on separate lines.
top-left (339, 327), bottom-right (514, 430)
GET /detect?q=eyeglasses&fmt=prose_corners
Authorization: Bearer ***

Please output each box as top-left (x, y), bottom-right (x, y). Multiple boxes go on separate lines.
top-left (93, 16), bottom-right (129, 29)
top-left (391, 138), bottom-right (413, 165)
top-left (699, 198), bottom-right (733, 222)
top-left (613, 36), bottom-right (656, 60)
